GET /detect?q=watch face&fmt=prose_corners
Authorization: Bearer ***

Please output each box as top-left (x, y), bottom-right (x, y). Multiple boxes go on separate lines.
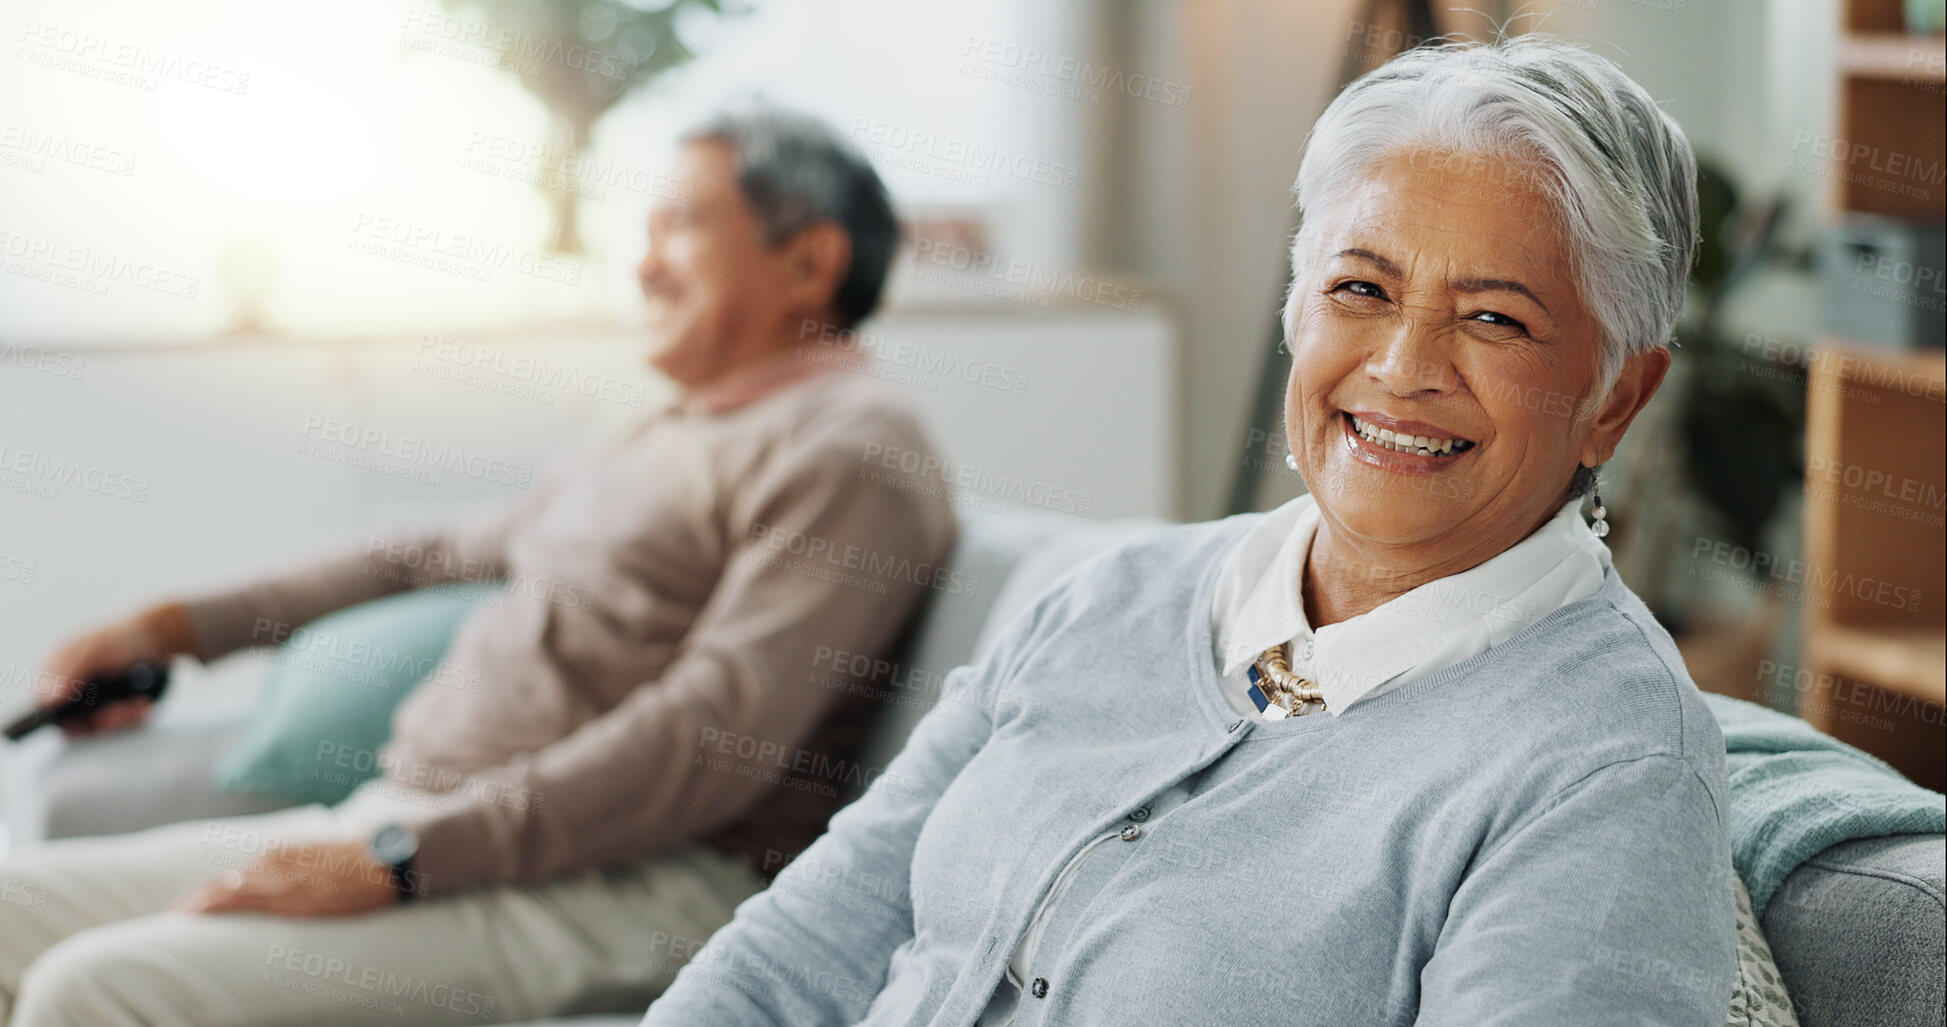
top-left (371, 824), bottom-right (418, 864)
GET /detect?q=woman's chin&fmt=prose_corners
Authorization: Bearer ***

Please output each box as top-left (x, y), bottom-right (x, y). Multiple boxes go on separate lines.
top-left (1312, 483), bottom-right (1471, 548)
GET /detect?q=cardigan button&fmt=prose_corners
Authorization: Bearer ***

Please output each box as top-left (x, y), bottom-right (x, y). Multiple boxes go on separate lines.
top-left (1030, 977), bottom-right (1049, 999)
top-left (1119, 824), bottom-right (1142, 841)
top-left (1128, 806), bottom-right (1150, 822)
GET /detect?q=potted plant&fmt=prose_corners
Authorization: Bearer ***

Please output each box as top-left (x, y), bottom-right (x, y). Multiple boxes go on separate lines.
top-left (429, 0), bottom-right (735, 252)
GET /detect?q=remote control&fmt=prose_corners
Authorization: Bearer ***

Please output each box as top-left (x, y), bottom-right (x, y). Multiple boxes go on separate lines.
top-left (4, 663), bottom-right (171, 741)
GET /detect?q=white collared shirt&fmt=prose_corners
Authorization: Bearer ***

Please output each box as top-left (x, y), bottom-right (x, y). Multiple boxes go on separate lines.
top-left (1210, 492), bottom-right (1611, 718)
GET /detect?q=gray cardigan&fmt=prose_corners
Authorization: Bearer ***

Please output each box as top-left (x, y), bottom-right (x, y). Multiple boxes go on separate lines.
top-left (645, 517), bottom-right (1738, 1026)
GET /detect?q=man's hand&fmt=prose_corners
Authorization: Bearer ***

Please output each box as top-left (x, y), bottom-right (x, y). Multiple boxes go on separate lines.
top-left (173, 838), bottom-right (401, 917)
top-left (38, 602), bottom-right (196, 735)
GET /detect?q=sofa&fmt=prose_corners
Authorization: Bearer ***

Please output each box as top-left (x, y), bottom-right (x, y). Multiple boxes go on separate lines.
top-left (5, 509), bottom-right (1942, 1027)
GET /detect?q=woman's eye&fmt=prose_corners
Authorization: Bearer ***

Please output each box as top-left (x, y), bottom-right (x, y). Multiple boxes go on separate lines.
top-left (1332, 280), bottom-right (1387, 301)
top-left (1467, 310), bottom-right (1528, 334)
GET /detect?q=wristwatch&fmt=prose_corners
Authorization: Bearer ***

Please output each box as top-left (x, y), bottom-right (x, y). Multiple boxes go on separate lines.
top-left (369, 823), bottom-right (422, 903)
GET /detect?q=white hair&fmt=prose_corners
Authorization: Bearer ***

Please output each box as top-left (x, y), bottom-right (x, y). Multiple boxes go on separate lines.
top-left (684, 104), bottom-right (899, 329)
top-left (1285, 35), bottom-right (1698, 404)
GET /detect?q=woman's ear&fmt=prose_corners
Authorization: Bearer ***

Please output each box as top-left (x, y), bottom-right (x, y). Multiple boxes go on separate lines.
top-left (781, 221), bottom-right (852, 317)
top-left (1580, 346), bottom-right (1671, 467)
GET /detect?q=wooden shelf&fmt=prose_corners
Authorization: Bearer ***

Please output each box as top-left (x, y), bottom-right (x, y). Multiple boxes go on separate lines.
top-left (1814, 341), bottom-right (1947, 403)
top-left (1819, 340), bottom-right (1947, 375)
top-left (1834, 74), bottom-right (1946, 217)
top-left (1808, 623), bottom-right (1947, 705)
top-left (1839, 32), bottom-right (1947, 81)
top-left (1804, 343), bottom-right (1947, 632)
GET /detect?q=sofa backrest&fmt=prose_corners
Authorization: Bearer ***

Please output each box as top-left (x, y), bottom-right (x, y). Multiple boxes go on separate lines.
top-left (847, 510), bottom-right (1160, 793)
top-left (1762, 832), bottom-right (1945, 1027)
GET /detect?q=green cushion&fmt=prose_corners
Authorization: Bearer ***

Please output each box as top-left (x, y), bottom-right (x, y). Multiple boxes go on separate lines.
top-left (212, 584), bottom-right (494, 804)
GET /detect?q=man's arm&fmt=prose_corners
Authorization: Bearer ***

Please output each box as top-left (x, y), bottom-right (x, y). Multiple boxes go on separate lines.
top-left (1414, 753), bottom-right (1737, 1026)
top-left (396, 411), bottom-right (959, 895)
top-left (178, 431), bottom-right (613, 663)
top-left (32, 423), bottom-right (618, 734)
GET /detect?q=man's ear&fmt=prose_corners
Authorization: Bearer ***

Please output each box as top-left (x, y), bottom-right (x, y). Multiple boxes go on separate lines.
top-left (780, 221), bottom-right (853, 318)
top-left (1580, 346), bottom-right (1671, 467)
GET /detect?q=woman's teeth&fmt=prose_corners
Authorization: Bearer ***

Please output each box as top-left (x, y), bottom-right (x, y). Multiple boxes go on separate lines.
top-left (1349, 415), bottom-right (1473, 457)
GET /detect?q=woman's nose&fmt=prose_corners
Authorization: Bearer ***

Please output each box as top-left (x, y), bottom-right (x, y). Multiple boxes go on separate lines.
top-left (1367, 314), bottom-right (1457, 396)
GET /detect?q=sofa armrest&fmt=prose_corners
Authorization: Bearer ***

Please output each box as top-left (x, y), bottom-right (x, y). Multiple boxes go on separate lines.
top-left (4, 709), bottom-right (296, 847)
top-left (1761, 833), bottom-right (1946, 1027)
top-left (3, 656), bottom-right (295, 848)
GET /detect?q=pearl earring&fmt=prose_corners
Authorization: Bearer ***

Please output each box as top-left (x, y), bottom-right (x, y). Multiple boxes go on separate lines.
top-left (1590, 477), bottom-right (1609, 538)
top-left (1285, 453), bottom-right (1298, 471)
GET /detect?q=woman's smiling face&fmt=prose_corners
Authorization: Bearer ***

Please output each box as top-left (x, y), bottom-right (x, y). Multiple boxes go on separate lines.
top-left (1285, 148), bottom-right (1654, 566)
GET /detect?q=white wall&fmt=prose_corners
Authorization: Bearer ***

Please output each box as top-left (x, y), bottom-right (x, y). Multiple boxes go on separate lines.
top-left (1089, 0), bottom-right (1365, 519)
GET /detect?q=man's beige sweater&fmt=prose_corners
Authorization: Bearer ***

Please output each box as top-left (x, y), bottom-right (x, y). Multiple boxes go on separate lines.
top-left (184, 358), bottom-right (958, 895)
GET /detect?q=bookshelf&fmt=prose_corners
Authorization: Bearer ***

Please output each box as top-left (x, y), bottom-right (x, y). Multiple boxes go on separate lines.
top-left (1800, 1), bottom-right (1946, 791)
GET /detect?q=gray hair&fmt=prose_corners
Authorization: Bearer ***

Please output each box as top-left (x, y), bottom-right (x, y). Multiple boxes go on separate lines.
top-left (1286, 35), bottom-right (1697, 415)
top-left (683, 105), bottom-right (899, 329)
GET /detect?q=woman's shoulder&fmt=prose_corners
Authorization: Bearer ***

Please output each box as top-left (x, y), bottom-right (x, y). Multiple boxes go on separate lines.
top-left (1102, 513), bottom-right (1261, 565)
top-left (972, 514), bottom-right (1260, 663)
top-left (1488, 573), bottom-right (1727, 784)
top-left (1031, 514), bottom-right (1261, 608)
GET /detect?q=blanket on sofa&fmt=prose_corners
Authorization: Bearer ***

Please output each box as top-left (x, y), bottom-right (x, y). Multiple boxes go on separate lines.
top-left (1703, 692), bottom-right (1947, 916)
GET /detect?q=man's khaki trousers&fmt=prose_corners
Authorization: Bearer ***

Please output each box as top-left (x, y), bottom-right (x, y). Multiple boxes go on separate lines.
top-left (0, 781), bottom-right (766, 1027)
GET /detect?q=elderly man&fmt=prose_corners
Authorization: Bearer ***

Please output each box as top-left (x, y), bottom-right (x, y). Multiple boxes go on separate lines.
top-left (0, 107), bottom-right (957, 1026)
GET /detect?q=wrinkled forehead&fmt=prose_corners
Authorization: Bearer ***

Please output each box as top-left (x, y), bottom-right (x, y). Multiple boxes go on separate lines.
top-left (1293, 148), bottom-right (1572, 281)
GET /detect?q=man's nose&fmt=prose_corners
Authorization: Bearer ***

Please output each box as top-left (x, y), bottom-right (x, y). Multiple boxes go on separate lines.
top-left (637, 246), bottom-right (663, 294)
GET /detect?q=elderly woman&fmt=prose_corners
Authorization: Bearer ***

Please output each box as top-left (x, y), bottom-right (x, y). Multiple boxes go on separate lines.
top-left (647, 36), bottom-right (1734, 1026)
